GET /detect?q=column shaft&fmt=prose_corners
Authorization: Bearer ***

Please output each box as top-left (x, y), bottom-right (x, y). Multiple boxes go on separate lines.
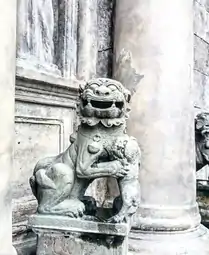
top-left (114, 0), bottom-right (197, 231)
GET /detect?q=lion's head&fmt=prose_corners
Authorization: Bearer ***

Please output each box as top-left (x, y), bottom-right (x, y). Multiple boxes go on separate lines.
top-left (77, 78), bottom-right (131, 127)
top-left (195, 112), bottom-right (209, 170)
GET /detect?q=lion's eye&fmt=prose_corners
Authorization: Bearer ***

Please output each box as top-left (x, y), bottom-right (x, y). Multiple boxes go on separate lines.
top-left (90, 84), bottom-right (99, 90)
top-left (108, 85), bottom-right (117, 91)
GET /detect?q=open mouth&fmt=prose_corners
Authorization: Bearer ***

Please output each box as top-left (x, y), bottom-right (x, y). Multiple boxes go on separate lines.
top-left (82, 99), bottom-right (124, 109)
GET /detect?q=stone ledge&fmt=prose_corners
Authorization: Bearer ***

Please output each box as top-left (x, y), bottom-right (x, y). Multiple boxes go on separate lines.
top-left (16, 65), bottom-right (84, 91)
top-left (28, 214), bottom-right (129, 237)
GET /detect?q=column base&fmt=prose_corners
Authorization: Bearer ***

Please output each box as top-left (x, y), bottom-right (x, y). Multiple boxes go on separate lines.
top-left (129, 224), bottom-right (209, 255)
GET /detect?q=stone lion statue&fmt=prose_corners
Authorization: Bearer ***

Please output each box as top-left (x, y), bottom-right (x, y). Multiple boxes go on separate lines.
top-left (29, 78), bottom-right (141, 223)
top-left (195, 112), bottom-right (209, 171)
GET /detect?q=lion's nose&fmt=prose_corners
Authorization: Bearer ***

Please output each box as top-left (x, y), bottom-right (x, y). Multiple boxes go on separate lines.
top-left (95, 86), bottom-right (111, 96)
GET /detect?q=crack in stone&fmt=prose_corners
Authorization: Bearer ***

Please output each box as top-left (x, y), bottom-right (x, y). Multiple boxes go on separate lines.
top-left (194, 33), bottom-right (209, 47)
top-left (194, 68), bottom-right (209, 77)
top-left (98, 47), bottom-right (113, 53)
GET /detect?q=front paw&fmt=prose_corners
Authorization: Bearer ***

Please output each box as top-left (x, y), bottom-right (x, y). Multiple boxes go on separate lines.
top-left (107, 214), bottom-right (126, 223)
top-left (113, 162), bottom-right (130, 178)
top-left (66, 199), bottom-right (85, 218)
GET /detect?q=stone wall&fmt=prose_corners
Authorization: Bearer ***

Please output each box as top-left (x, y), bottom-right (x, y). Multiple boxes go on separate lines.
top-left (194, 0), bottom-right (209, 181)
top-left (194, 0), bottom-right (209, 110)
top-left (97, 0), bottom-right (114, 77)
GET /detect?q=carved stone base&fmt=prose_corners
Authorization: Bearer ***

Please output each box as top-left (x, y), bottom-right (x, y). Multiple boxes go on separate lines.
top-left (28, 214), bottom-right (129, 255)
top-left (128, 225), bottom-right (209, 255)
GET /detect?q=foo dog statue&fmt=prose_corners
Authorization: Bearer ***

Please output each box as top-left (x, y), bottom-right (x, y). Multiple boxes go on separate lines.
top-left (29, 78), bottom-right (141, 223)
top-left (195, 112), bottom-right (209, 171)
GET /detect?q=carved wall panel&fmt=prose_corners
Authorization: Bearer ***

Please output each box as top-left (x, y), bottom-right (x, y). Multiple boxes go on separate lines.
top-left (16, 0), bottom-right (78, 79)
top-left (13, 117), bottom-right (63, 200)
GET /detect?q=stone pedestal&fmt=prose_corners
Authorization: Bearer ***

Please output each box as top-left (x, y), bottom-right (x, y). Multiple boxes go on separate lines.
top-left (0, 0), bottom-right (17, 254)
top-left (28, 214), bottom-right (128, 255)
top-left (113, 0), bottom-right (209, 254)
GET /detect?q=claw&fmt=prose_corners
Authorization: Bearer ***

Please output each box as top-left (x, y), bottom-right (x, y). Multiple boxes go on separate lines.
top-left (107, 214), bottom-right (125, 223)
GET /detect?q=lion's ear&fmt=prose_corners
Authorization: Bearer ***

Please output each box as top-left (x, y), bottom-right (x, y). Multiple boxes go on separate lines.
top-left (124, 89), bottom-right (131, 103)
top-left (196, 119), bottom-right (204, 130)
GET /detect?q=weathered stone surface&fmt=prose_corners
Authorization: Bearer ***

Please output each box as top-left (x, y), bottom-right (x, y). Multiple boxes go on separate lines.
top-left (28, 214), bottom-right (128, 255)
top-left (16, 0), bottom-right (78, 78)
top-left (194, 35), bottom-right (209, 76)
top-left (14, 121), bottom-right (61, 199)
top-left (36, 233), bottom-right (127, 255)
top-left (28, 214), bottom-right (129, 236)
top-left (193, 0), bottom-right (209, 115)
top-left (98, 0), bottom-right (113, 51)
top-left (195, 0), bottom-right (209, 14)
top-left (97, 50), bottom-right (113, 77)
top-left (194, 0), bottom-right (209, 43)
top-left (97, 0), bottom-right (113, 77)
top-left (194, 69), bottom-right (209, 109)
top-left (77, 0), bottom-right (98, 80)
top-left (129, 225), bottom-right (209, 255)
top-left (14, 232), bottom-right (36, 255)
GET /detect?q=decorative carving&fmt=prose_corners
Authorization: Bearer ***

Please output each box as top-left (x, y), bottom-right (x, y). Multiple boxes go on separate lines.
top-left (16, 0), bottom-right (78, 78)
top-left (29, 78), bottom-right (141, 223)
top-left (195, 112), bottom-right (209, 171)
top-left (17, 0), bottom-right (58, 73)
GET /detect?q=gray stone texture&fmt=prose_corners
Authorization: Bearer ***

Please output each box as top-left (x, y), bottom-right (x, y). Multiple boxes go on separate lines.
top-left (97, 0), bottom-right (114, 78)
top-left (28, 214), bottom-right (128, 255)
top-left (36, 233), bottom-right (127, 255)
top-left (16, 0), bottom-right (78, 79)
top-left (194, 0), bottom-right (209, 110)
top-left (77, 0), bottom-right (98, 80)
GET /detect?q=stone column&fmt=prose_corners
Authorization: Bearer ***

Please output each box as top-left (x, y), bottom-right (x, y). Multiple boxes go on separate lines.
top-left (77, 0), bottom-right (98, 81)
top-left (0, 0), bottom-right (17, 254)
top-left (113, 0), bottom-right (209, 254)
